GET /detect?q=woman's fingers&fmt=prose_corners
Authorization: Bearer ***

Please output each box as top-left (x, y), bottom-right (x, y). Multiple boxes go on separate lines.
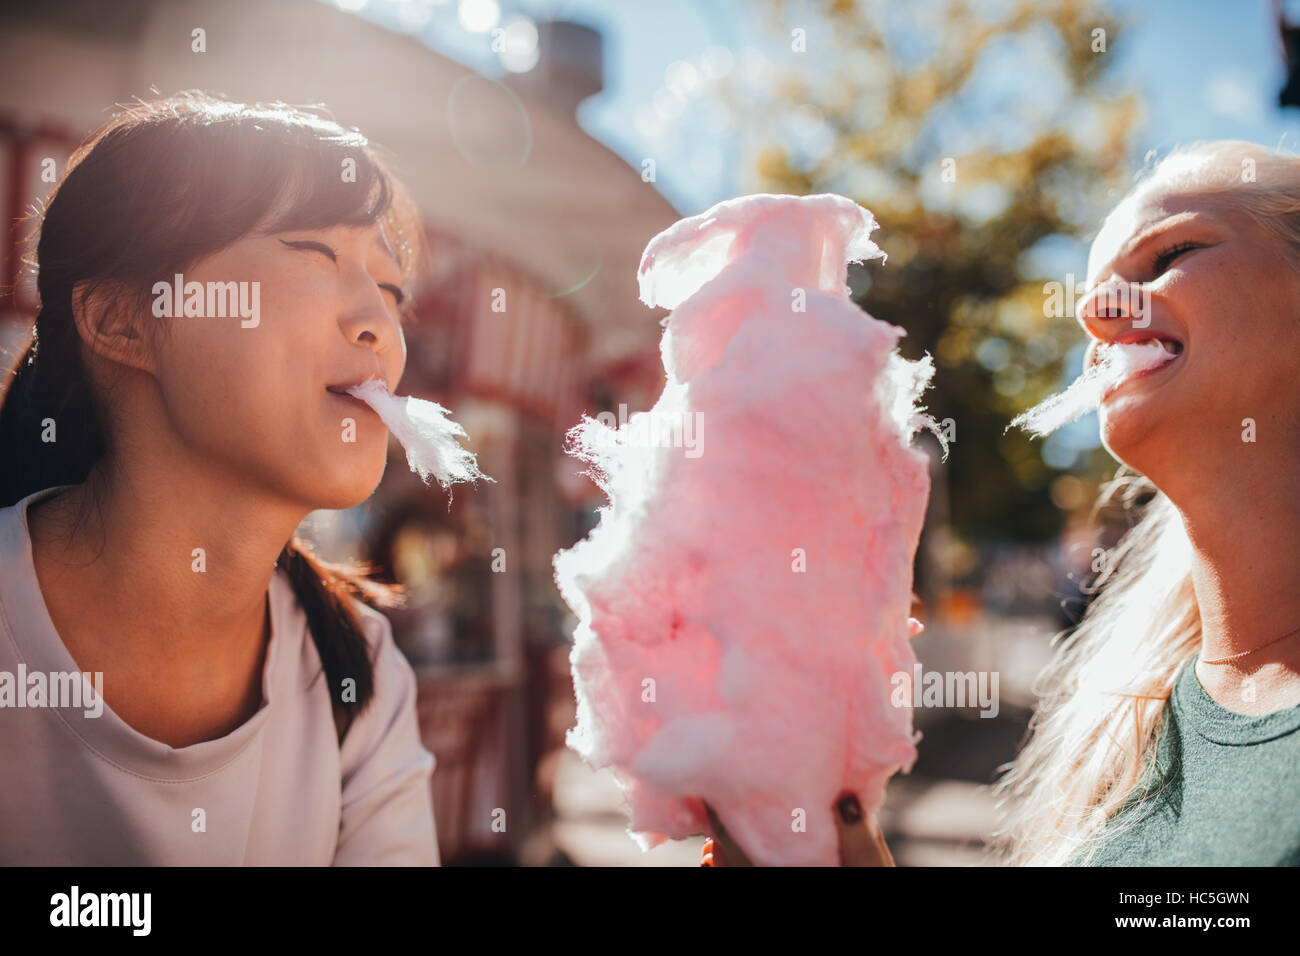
top-left (835, 792), bottom-right (895, 866)
top-left (907, 616), bottom-right (925, 638)
top-left (702, 796), bottom-right (894, 866)
top-left (703, 801), bottom-right (754, 866)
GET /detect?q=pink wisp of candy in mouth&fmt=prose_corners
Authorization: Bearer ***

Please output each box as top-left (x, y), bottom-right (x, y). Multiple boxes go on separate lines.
top-left (1005, 341), bottom-right (1177, 438)
top-left (344, 377), bottom-right (492, 491)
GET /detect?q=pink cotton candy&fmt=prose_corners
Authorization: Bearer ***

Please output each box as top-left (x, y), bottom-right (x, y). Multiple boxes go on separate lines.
top-left (553, 193), bottom-right (945, 866)
top-left (345, 377), bottom-right (492, 491)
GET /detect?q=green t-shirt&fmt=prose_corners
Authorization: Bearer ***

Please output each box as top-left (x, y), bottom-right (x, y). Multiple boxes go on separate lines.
top-left (1070, 654), bottom-right (1300, 866)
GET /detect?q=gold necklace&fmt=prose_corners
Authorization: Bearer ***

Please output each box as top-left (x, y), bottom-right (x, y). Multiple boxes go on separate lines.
top-left (1200, 623), bottom-right (1300, 665)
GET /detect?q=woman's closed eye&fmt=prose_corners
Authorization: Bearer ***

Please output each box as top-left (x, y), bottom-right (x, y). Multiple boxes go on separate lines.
top-left (1151, 240), bottom-right (1199, 276)
top-left (281, 238), bottom-right (406, 306)
top-left (281, 238), bottom-right (337, 262)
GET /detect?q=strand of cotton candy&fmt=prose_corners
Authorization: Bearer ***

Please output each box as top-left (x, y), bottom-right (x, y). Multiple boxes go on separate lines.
top-left (553, 193), bottom-right (945, 866)
top-left (345, 377), bottom-right (491, 490)
top-left (1005, 342), bottom-right (1174, 438)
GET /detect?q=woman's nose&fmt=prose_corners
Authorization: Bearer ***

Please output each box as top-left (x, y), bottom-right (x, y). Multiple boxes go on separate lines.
top-left (1075, 278), bottom-right (1144, 339)
top-left (338, 281), bottom-right (402, 355)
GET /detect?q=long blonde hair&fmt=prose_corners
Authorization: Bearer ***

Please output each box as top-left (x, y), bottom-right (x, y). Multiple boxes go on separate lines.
top-left (985, 139), bottom-right (1300, 866)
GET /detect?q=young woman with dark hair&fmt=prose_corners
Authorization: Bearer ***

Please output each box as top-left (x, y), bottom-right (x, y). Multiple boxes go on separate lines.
top-left (0, 91), bottom-right (439, 864)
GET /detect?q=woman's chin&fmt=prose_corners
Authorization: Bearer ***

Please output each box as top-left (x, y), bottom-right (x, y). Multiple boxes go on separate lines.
top-left (310, 457), bottom-right (389, 510)
top-left (1097, 368), bottom-right (1194, 463)
top-left (1099, 413), bottom-right (1164, 474)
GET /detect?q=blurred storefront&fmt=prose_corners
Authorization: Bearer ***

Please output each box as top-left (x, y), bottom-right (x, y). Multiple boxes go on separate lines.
top-left (0, 0), bottom-right (680, 863)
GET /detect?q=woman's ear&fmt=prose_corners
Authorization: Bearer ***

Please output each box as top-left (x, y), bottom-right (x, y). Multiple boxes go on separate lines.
top-left (69, 279), bottom-right (157, 375)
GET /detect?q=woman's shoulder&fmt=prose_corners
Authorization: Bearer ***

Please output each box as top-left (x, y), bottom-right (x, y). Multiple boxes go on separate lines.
top-left (269, 568), bottom-right (421, 729)
top-left (269, 565), bottom-right (404, 662)
top-left (324, 591), bottom-right (439, 865)
top-left (337, 592), bottom-right (427, 749)
top-left (346, 593), bottom-right (413, 677)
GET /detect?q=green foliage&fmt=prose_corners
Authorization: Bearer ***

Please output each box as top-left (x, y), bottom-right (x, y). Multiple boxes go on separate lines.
top-left (728, 0), bottom-right (1141, 542)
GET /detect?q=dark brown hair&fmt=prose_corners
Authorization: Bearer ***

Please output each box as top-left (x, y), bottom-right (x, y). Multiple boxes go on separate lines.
top-left (0, 91), bottom-right (422, 739)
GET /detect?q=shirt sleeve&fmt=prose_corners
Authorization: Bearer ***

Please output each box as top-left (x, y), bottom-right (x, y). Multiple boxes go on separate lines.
top-left (332, 605), bottom-right (441, 866)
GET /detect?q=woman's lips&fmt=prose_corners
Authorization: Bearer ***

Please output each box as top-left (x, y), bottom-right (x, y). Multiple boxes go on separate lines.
top-left (326, 387), bottom-right (376, 412)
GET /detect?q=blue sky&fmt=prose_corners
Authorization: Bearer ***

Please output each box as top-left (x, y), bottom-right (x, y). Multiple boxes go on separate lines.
top-left (340, 0), bottom-right (1300, 212)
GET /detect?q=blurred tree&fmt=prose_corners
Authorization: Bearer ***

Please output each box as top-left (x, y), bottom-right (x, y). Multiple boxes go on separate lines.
top-left (719, 0), bottom-right (1140, 545)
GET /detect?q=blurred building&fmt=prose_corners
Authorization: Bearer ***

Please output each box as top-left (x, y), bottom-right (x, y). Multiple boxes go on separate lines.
top-left (0, 0), bottom-right (679, 863)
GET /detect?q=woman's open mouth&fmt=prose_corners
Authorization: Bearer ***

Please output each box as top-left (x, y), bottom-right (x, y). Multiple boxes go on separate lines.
top-left (1103, 338), bottom-right (1185, 398)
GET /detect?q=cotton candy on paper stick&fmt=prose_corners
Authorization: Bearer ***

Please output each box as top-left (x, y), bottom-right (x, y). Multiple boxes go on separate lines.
top-left (552, 193), bottom-right (947, 866)
top-left (1005, 341), bottom-right (1176, 438)
top-left (345, 377), bottom-right (492, 490)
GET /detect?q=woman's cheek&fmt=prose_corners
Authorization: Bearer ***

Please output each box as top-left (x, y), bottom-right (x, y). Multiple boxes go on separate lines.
top-left (155, 290), bottom-right (388, 501)
top-left (151, 327), bottom-right (275, 456)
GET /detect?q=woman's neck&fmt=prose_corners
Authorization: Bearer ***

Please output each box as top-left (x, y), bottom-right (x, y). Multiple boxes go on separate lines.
top-left (28, 458), bottom-right (305, 682)
top-left (1178, 473), bottom-right (1300, 714)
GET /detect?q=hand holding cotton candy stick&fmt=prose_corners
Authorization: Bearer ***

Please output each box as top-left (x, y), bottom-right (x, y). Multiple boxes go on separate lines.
top-left (345, 377), bottom-right (492, 491)
top-left (702, 791), bottom-right (897, 866)
top-left (553, 193), bottom-right (947, 866)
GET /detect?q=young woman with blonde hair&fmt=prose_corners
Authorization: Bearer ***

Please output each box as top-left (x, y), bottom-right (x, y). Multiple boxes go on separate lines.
top-left (988, 139), bottom-right (1300, 866)
top-left (705, 139), bottom-right (1300, 868)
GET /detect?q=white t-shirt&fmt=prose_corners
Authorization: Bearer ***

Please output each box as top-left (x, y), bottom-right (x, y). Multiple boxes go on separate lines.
top-left (0, 485), bottom-right (440, 865)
